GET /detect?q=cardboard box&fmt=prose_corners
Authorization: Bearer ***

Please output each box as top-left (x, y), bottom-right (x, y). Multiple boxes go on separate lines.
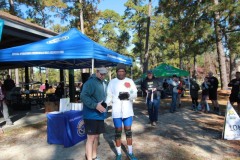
top-left (45, 101), bottom-right (59, 113)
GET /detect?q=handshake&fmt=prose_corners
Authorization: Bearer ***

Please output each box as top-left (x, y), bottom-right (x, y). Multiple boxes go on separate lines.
top-left (118, 92), bottom-right (130, 100)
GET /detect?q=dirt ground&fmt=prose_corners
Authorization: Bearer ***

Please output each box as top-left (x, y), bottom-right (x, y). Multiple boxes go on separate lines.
top-left (0, 91), bottom-right (240, 160)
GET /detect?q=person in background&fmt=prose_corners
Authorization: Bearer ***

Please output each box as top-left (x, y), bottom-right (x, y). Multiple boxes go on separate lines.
top-left (200, 77), bottom-right (209, 112)
top-left (163, 79), bottom-right (169, 91)
top-left (190, 78), bottom-right (200, 111)
top-left (169, 75), bottom-right (179, 113)
top-left (141, 70), bottom-right (162, 126)
top-left (55, 82), bottom-right (65, 101)
top-left (177, 77), bottom-right (185, 108)
top-left (105, 63), bottom-right (138, 160)
top-left (0, 81), bottom-right (13, 125)
top-left (80, 67), bottom-right (108, 160)
top-left (3, 75), bottom-right (15, 104)
top-left (207, 72), bottom-right (220, 114)
top-left (77, 82), bottom-right (83, 91)
top-left (45, 80), bottom-right (50, 91)
top-left (228, 71), bottom-right (240, 114)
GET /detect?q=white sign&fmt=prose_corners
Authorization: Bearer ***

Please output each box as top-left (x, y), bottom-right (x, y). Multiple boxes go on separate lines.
top-left (224, 102), bottom-right (240, 140)
top-left (59, 98), bottom-right (71, 112)
top-left (59, 98), bottom-right (83, 112)
top-left (70, 103), bottom-right (83, 111)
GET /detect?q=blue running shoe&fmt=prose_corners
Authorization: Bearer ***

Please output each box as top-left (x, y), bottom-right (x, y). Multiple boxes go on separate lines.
top-left (115, 154), bottom-right (122, 160)
top-left (127, 153), bottom-right (138, 160)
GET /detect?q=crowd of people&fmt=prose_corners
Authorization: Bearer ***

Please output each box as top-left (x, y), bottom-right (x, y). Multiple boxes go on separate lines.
top-left (2, 65), bottom-right (240, 160)
top-left (80, 67), bottom-right (240, 160)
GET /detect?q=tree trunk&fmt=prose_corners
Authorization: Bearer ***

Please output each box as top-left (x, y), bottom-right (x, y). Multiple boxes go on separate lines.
top-left (213, 0), bottom-right (228, 90)
top-left (178, 40), bottom-right (183, 69)
top-left (79, 0), bottom-right (84, 34)
top-left (39, 67), bottom-right (42, 84)
top-left (15, 69), bottom-right (19, 87)
top-left (223, 27), bottom-right (237, 80)
top-left (193, 53), bottom-right (197, 79)
top-left (8, 0), bottom-right (15, 15)
top-left (46, 68), bottom-right (49, 82)
top-left (230, 53), bottom-right (238, 79)
top-left (143, 0), bottom-right (151, 73)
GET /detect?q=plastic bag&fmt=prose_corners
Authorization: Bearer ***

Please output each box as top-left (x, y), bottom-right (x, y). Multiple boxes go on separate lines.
top-left (197, 103), bottom-right (202, 111)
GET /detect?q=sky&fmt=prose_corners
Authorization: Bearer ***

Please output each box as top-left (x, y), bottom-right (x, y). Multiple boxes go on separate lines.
top-left (98, 0), bottom-right (159, 15)
top-left (98, 0), bottom-right (128, 15)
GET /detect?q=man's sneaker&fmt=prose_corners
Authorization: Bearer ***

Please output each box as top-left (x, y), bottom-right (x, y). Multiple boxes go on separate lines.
top-left (152, 122), bottom-right (156, 126)
top-left (127, 153), bottom-right (138, 160)
top-left (93, 157), bottom-right (100, 160)
top-left (115, 154), bottom-right (122, 160)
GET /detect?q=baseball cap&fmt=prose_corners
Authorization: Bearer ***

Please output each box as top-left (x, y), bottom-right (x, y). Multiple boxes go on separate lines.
top-left (97, 67), bottom-right (108, 74)
top-left (147, 70), bottom-right (153, 74)
top-left (116, 63), bottom-right (126, 72)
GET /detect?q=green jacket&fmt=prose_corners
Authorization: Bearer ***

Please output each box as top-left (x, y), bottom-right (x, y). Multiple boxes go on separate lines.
top-left (80, 74), bottom-right (107, 120)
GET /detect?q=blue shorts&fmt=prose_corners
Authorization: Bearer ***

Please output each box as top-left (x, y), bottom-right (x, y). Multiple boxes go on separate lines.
top-left (113, 117), bottom-right (133, 128)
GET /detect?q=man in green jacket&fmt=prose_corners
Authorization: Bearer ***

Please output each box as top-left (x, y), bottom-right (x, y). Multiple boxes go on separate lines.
top-left (80, 67), bottom-right (108, 160)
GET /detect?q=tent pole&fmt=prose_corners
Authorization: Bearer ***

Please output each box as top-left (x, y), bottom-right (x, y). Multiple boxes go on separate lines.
top-left (131, 66), bottom-right (133, 79)
top-left (91, 59), bottom-right (94, 74)
top-left (68, 69), bottom-right (75, 102)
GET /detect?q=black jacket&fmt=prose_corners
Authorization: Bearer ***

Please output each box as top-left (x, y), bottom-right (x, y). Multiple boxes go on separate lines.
top-left (141, 77), bottom-right (162, 99)
top-left (228, 78), bottom-right (240, 96)
top-left (190, 81), bottom-right (200, 99)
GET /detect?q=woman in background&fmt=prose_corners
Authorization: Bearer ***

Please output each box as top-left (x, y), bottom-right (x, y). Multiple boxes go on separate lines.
top-left (190, 78), bottom-right (200, 111)
top-left (200, 77), bottom-right (209, 112)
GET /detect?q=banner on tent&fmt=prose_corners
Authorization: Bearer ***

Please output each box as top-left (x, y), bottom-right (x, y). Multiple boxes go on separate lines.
top-left (0, 19), bottom-right (4, 42)
top-left (223, 102), bottom-right (240, 140)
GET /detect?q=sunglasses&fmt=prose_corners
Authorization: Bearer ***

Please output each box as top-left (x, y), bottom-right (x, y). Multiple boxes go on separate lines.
top-left (100, 73), bottom-right (106, 76)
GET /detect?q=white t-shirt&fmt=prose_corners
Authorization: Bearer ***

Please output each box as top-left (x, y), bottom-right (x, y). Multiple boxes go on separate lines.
top-left (105, 77), bottom-right (138, 118)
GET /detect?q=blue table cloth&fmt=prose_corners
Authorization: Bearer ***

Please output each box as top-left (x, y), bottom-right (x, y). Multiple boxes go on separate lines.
top-left (47, 110), bottom-right (86, 147)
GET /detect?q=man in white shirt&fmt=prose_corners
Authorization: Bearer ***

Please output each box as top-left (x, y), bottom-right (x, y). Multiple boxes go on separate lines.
top-left (106, 63), bottom-right (138, 160)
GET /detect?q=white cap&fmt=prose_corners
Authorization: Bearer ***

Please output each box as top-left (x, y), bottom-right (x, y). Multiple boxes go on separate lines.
top-left (97, 67), bottom-right (108, 74)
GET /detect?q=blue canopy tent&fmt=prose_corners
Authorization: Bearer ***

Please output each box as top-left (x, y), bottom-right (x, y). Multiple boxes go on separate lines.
top-left (0, 28), bottom-right (132, 69)
top-left (0, 28), bottom-right (132, 102)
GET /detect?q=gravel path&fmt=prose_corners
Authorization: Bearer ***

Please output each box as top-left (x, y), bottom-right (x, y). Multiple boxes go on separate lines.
top-left (0, 97), bottom-right (239, 160)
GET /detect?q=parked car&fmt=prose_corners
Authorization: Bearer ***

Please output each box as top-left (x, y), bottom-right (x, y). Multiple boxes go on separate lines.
top-left (183, 78), bottom-right (190, 90)
top-left (134, 78), bottom-right (144, 97)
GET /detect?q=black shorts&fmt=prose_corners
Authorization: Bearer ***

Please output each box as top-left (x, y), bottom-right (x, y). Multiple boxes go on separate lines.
top-left (208, 91), bottom-right (217, 100)
top-left (84, 119), bottom-right (105, 135)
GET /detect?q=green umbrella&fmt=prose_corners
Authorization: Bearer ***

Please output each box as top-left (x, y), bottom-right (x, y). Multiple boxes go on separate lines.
top-left (142, 63), bottom-right (190, 78)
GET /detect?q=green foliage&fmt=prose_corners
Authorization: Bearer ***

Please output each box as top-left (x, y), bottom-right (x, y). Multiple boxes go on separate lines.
top-left (0, 0), bottom-right (24, 17)
top-left (155, 0), bottom-right (217, 70)
top-left (17, 0), bottom-right (66, 27)
top-left (97, 9), bottom-right (130, 56)
top-left (66, 0), bottom-right (101, 41)
top-left (50, 24), bottom-right (69, 33)
top-left (1, 0), bottom-right (240, 82)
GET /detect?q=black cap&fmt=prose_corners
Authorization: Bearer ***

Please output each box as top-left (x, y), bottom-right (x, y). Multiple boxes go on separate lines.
top-left (147, 70), bottom-right (153, 74)
top-left (116, 63), bottom-right (126, 72)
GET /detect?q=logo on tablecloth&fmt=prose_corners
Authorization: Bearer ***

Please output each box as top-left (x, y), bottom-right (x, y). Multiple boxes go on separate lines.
top-left (77, 119), bottom-right (85, 137)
